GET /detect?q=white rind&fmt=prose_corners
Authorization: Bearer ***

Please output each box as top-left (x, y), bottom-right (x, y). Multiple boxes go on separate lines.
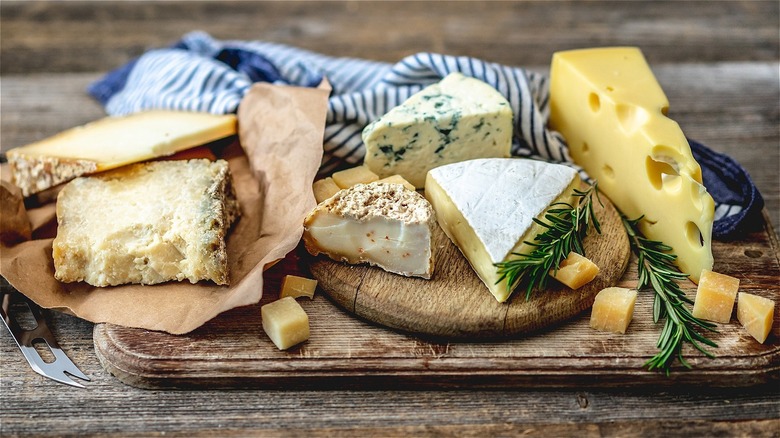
top-left (427, 158), bottom-right (578, 263)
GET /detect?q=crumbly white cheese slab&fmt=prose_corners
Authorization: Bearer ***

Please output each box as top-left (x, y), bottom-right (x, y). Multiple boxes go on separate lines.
top-left (303, 182), bottom-right (436, 279)
top-left (425, 158), bottom-right (579, 302)
top-left (362, 73), bottom-right (513, 188)
top-left (53, 159), bottom-right (239, 287)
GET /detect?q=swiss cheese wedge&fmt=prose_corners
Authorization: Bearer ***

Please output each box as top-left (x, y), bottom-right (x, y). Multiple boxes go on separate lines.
top-left (549, 47), bottom-right (715, 283)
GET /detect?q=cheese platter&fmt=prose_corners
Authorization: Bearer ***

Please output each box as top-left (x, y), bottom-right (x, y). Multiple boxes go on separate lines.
top-left (2, 42), bottom-right (778, 390)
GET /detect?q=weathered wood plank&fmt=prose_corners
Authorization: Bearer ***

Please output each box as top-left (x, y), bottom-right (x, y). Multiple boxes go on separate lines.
top-left (1, 1), bottom-right (778, 74)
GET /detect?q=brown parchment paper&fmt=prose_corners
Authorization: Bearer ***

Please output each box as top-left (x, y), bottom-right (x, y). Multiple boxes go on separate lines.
top-left (0, 81), bottom-right (331, 334)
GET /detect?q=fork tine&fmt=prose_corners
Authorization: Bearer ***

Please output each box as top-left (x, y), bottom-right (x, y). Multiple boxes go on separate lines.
top-left (2, 291), bottom-right (90, 388)
top-left (17, 344), bottom-right (86, 388)
top-left (51, 347), bottom-right (91, 381)
top-left (43, 370), bottom-right (87, 389)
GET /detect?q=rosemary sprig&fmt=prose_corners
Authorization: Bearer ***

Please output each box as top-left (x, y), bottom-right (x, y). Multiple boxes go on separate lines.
top-left (494, 182), bottom-right (602, 300)
top-left (620, 215), bottom-right (718, 375)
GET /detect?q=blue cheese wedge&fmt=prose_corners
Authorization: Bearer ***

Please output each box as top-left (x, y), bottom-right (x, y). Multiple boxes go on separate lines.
top-left (425, 158), bottom-right (579, 302)
top-left (53, 159), bottom-right (240, 287)
top-left (362, 73), bottom-right (513, 188)
top-left (303, 182), bottom-right (436, 279)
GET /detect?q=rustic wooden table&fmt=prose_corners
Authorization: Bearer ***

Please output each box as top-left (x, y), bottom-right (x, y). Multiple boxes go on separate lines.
top-left (1, 1), bottom-right (778, 436)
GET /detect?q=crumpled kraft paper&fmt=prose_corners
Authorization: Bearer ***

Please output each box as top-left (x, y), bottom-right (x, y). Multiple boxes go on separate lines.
top-left (0, 80), bottom-right (330, 334)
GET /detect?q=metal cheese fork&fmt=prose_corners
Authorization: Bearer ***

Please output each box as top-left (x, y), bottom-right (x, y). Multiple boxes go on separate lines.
top-left (1, 290), bottom-right (90, 388)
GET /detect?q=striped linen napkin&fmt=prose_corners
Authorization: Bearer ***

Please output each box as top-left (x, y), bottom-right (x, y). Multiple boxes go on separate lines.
top-left (89, 31), bottom-right (763, 238)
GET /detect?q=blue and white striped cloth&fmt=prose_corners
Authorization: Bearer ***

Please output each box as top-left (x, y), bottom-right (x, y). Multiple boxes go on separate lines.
top-left (89, 31), bottom-right (762, 238)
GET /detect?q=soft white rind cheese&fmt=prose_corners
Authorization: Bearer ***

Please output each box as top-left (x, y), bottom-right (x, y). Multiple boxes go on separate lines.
top-left (425, 158), bottom-right (579, 302)
top-left (303, 182), bottom-right (436, 279)
top-left (549, 47), bottom-right (714, 283)
top-left (362, 73), bottom-right (513, 188)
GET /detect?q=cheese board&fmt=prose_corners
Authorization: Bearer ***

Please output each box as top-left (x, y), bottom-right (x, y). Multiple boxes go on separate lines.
top-left (93, 211), bottom-right (780, 389)
top-left (309, 189), bottom-right (629, 338)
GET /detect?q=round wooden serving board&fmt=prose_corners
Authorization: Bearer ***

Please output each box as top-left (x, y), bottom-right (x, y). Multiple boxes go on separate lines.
top-left (309, 195), bottom-right (630, 339)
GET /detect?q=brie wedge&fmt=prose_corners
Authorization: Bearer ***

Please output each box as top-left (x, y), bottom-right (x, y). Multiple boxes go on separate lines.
top-left (303, 182), bottom-right (436, 279)
top-left (425, 158), bottom-right (579, 302)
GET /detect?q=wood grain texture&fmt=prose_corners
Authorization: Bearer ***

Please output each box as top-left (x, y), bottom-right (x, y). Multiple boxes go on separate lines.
top-left (2, 1), bottom-right (779, 436)
top-left (92, 214), bottom-right (779, 390)
top-left (1, 1), bottom-right (778, 75)
top-left (310, 192), bottom-right (628, 338)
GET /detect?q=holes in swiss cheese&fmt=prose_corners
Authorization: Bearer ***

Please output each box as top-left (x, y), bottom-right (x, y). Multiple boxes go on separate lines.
top-left (602, 164), bottom-right (615, 180)
top-left (646, 152), bottom-right (681, 192)
top-left (616, 104), bottom-right (649, 134)
top-left (686, 221), bottom-right (705, 247)
top-left (588, 93), bottom-right (601, 113)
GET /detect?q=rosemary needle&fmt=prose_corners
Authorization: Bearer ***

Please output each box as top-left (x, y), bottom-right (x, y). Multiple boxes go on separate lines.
top-left (620, 215), bottom-right (718, 375)
top-left (494, 182), bottom-right (602, 300)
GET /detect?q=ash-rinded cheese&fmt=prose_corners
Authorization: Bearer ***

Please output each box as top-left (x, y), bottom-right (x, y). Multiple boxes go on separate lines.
top-left (549, 47), bottom-right (714, 283)
top-left (303, 182), bottom-right (436, 279)
top-left (53, 159), bottom-right (240, 287)
top-left (6, 110), bottom-right (236, 196)
top-left (362, 73), bottom-right (513, 188)
top-left (425, 158), bottom-right (579, 302)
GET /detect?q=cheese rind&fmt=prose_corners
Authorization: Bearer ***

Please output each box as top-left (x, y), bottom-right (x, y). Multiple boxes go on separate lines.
top-left (692, 270), bottom-right (739, 323)
top-left (7, 110), bottom-right (237, 196)
top-left (549, 47), bottom-right (714, 283)
top-left (52, 159), bottom-right (240, 286)
top-left (261, 297), bottom-right (310, 350)
top-left (376, 174), bottom-right (416, 192)
top-left (425, 158), bottom-right (579, 302)
top-left (303, 182), bottom-right (436, 279)
top-left (590, 287), bottom-right (637, 334)
top-left (363, 73), bottom-right (513, 188)
top-left (737, 293), bottom-right (775, 344)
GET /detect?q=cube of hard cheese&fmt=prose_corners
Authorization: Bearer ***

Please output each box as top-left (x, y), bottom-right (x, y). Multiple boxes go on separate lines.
top-left (280, 275), bottom-right (317, 299)
top-left (737, 293), bottom-right (775, 344)
top-left (312, 177), bottom-right (341, 203)
top-left (550, 252), bottom-right (600, 289)
top-left (331, 166), bottom-right (379, 189)
top-left (261, 297), bottom-right (310, 350)
top-left (590, 287), bottom-right (637, 334)
top-left (376, 174), bottom-right (416, 192)
top-left (692, 270), bottom-right (739, 323)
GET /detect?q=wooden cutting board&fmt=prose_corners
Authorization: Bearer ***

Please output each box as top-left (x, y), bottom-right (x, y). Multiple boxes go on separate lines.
top-left (93, 211), bottom-right (780, 389)
top-left (309, 194), bottom-right (629, 338)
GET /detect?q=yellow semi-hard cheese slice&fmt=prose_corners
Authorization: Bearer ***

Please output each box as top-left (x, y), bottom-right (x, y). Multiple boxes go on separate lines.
top-left (6, 110), bottom-right (236, 196)
top-left (549, 47), bottom-right (714, 283)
